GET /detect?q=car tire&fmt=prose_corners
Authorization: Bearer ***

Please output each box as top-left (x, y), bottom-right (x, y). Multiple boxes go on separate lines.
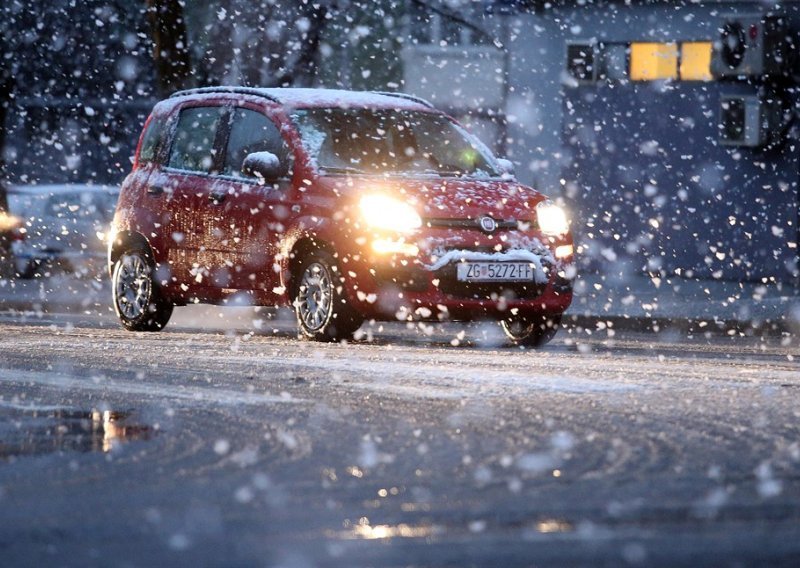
top-left (501, 314), bottom-right (561, 348)
top-left (112, 249), bottom-right (173, 332)
top-left (293, 250), bottom-right (363, 342)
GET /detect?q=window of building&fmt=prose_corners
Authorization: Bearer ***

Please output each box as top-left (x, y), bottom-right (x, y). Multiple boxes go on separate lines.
top-left (630, 42), bottom-right (678, 81)
top-left (566, 43), bottom-right (597, 82)
top-left (406, 6), bottom-right (489, 46)
top-left (565, 40), bottom-right (712, 84)
top-left (604, 44), bottom-right (629, 80)
top-left (680, 42), bottom-right (713, 81)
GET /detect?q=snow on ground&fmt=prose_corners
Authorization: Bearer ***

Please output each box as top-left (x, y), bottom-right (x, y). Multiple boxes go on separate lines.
top-left (0, 315), bottom-right (799, 566)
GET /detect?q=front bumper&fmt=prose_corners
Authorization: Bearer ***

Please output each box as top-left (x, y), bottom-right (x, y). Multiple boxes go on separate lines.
top-left (339, 230), bottom-right (574, 322)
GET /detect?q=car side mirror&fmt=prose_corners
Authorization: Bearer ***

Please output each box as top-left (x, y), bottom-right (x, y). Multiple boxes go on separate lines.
top-left (242, 152), bottom-right (282, 183)
top-left (496, 158), bottom-right (515, 179)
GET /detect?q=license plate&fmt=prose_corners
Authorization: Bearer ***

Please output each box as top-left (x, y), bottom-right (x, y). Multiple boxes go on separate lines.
top-left (456, 262), bottom-right (535, 282)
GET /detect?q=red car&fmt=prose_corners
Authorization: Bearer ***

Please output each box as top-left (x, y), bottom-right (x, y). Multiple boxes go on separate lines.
top-left (110, 87), bottom-right (574, 346)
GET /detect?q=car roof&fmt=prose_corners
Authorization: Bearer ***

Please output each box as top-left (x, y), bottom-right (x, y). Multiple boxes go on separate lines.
top-left (167, 87), bottom-right (435, 112)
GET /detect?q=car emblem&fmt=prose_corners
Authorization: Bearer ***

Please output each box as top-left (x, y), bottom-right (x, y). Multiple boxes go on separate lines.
top-left (479, 216), bottom-right (497, 233)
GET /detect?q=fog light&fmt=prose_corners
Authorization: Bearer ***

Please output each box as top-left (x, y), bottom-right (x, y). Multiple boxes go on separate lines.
top-left (555, 244), bottom-right (574, 259)
top-left (372, 239), bottom-right (419, 256)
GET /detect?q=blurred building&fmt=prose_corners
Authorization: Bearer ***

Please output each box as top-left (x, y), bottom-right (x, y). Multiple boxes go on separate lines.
top-left (401, 0), bottom-right (799, 290)
top-left (1, 0), bottom-right (157, 186)
top-left (2, 0), bottom-right (797, 291)
top-left (0, 0), bottom-right (339, 187)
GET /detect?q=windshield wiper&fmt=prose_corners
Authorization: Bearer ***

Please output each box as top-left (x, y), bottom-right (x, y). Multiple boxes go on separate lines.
top-left (428, 165), bottom-right (465, 177)
top-left (319, 166), bottom-right (364, 175)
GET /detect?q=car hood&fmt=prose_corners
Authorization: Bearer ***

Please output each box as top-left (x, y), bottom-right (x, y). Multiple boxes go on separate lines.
top-left (321, 175), bottom-right (548, 221)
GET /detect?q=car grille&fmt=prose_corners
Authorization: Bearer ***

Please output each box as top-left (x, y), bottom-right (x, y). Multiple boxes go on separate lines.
top-left (424, 217), bottom-right (534, 232)
top-left (371, 248), bottom-right (560, 300)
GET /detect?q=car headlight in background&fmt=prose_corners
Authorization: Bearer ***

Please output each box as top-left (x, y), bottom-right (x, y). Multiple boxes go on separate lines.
top-left (105, 224), bottom-right (118, 256)
top-left (536, 201), bottom-right (569, 236)
top-left (555, 244), bottom-right (574, 259)
top-left (0, 211), bottom-right (21, 233)
top-left (359, 195), bottom-right (422, 233)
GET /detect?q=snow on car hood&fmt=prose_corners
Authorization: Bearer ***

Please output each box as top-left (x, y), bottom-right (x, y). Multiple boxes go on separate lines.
top-left (321, 175), bottom-right (547, 221)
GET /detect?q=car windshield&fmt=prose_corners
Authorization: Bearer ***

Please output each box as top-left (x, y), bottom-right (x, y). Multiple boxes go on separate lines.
top-left (290, 108), bottom-right (500, 178)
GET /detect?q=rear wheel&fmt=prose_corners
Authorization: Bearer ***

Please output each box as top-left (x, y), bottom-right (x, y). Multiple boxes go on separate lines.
top-left (112, 249), bottom-right (173, 332)
top-left (501, 314), bottom-right (561, 348)
top-left (293, 250), bottom-right (363, 342)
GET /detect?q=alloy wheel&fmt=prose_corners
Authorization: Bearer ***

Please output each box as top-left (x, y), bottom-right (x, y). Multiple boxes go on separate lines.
top-left (115, 253), bottom-right (152, 320)
top-left (297, 261), bottom-right (333, 332)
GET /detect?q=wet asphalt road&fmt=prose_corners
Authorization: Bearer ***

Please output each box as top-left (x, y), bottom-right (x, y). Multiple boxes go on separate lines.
top-left (0, 309), bottom-right (799, 567)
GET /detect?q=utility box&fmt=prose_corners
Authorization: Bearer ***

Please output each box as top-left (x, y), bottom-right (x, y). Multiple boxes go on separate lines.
top-left (718, 94), bottom-right (782, 147)
top-left (711, 14), bottom-right (791, 78)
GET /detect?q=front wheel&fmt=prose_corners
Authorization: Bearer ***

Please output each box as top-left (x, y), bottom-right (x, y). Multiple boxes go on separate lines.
top-left (501, 314), bottom-right (561, 348)
top-left (293, 250), bottom-right (363, 342)
top-left (112, 250), bottom-right (173, 332)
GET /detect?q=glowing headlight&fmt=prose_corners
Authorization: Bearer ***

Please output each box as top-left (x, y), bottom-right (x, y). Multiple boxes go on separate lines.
top-left (106, 224), bottom-right (118, 256)
top-left (359, 195), bottom-right (422, 233)
top-left (0, 211), bottom-right (21, 232)
top-left (536, 201), bottom-right (569, 236)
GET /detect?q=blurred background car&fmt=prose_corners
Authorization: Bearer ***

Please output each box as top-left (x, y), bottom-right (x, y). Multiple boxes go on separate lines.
top-left (7, 184), bottom-right (119, 279)
top-left (0, 205), bottom-right (23, 278)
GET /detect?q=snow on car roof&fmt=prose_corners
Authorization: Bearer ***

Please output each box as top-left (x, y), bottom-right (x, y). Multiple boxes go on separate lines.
top-left (168, 87), bottom-right (434, 111)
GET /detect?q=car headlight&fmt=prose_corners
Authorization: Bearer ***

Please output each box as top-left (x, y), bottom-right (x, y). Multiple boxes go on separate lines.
top-left (536, 201), bottom-right (569, 236)
top-left (106, 224), bottom-right (118, 255)
top-left (0, 211), bottom-right (21, 232)
top-left (359, 195), bottom-right (422, 233)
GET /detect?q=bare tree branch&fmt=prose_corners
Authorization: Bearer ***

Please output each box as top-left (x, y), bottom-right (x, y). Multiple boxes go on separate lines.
top-left (277, 2), bottom-right (329, 87)
top-left (0, 21), bottom-right (11, 216)
top-left (147, 0), bottom-right (194, 96)
top-left (0, 50), bottom-right (11, 267)
top-left (411, 0), bottom-right (497, 47)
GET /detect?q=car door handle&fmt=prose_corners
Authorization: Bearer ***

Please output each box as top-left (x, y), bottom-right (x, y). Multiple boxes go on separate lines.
top-left (146, 185), bottom-right (164, 195)
top-left (209, 191), bottom-right (226, 204)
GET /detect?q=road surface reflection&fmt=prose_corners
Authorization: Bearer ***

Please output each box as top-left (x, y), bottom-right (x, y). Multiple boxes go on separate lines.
top-left (0, 407), bottom-right (153, 459)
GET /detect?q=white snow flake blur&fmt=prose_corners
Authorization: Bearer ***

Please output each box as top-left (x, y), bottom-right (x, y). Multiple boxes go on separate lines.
top-left (1, 1), bottom-right (800, 567)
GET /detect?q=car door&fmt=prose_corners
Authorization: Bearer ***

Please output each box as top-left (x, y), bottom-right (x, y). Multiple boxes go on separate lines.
top-left (206, 106), bottom-right (294, 298)
top-left (151, 105), bottom-right (227, 298)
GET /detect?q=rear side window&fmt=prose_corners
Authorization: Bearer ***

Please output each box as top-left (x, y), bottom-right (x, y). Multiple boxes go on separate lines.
top-left (223, 109), bottom-right (292, 179)
top-left (168, 107), bottom-right (225, 173)
top-left (138, 114), bottom-right (166, 164)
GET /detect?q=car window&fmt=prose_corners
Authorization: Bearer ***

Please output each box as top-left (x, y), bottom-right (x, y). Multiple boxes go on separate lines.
top-left (168, 107), bottom-right (225, 173)
top-left (223, 109), bottom-right (291, 179)
top-left (138, 114), bottom-right (166, 164)
top-left (291, 108), bottom-right (499, 178)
